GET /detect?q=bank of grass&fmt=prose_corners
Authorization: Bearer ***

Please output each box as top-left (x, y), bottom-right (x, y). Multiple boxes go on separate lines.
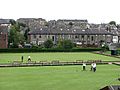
top-left (0, 65), bottom-right (120, 90)
top-left (0, 52), bottom-right (120, 63)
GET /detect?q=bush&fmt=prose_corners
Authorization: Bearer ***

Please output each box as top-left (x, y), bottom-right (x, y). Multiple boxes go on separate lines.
top-left (32, 45), bottom-right (39, 48)
top-left (43, 39), bottom-right (53, 48)
top-left (63, 40), bottom-right (73, 49)
top-left (101, 44), bottom-right (109, 52)
top-left (0, 48), bottom-right (102, 53)
top-left (57, 40), bottom-right (74, 49)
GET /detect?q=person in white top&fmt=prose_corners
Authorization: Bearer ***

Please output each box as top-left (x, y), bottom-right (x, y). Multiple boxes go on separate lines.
top-left (82, 63), bottom-right (86, 71)
top-left (93, 63), bottom-right (96, 72)
top-left (28, 56), bottom-right (31, 61)
top-left (90, 63), bottom-right (94, 71)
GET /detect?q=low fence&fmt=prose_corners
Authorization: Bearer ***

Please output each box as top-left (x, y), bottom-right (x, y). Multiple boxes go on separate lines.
top-left (0, 60), bottom-right (120, 67)
top-left (0, 60), bottom-right (105, 67)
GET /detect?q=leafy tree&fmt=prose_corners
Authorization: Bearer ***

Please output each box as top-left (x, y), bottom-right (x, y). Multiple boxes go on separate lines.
top-left (8, 21), bottom-right (25, 48)
top-left (24, 28), bottom-right (30, 41)
top-left (44, 39), bottom-right (53, 48)
top-left (9, 19), bottom-right (16, 25)
top-left (57, 39), bottom-right (73, 49)
top-left (63, 40), bottom-right (73, 49)
top-left (69, 22), bottom-right (73, 28)
top-left (99, 40), bottom-right (104, 47)
top-left (109, 21), bottom-right (116, 26)
top-left (116, 24), bottom-right (120, 28)
top-left (8, 26), bottom-right (18, 47)
top-left (18, 22), bottom-right (26, 27)
top-left (57, 38), bottom-right (64, 48)
top-left (69, 22), bottom-right (73, 26)
top-left (101, 44), bottom-right (109, 52)
top-left (18, 33), bottom-right (25, 45)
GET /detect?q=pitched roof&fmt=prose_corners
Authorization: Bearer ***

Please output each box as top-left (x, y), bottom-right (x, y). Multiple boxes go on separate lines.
top-left (57, 19), bottom-right (88, 23)
top-left (0, 19), bottom-right (10, 24)
top-left (28, 27), bottom-right (50, 35)
top-left (28, 27), bottom-right (114, 35)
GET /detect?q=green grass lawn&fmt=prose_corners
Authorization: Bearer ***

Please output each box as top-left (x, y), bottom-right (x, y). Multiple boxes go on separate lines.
top-left (0, 52), bottom-right (120, 63)
top-left (0, 65), bottom-right (120, 90)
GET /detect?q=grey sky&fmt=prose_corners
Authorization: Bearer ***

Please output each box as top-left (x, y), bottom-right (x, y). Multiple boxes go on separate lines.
top-left (0, 0), bottom-right (120, 23)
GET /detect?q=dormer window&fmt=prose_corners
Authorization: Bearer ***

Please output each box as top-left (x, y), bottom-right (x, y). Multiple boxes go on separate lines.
top-left (60, 28), bottom-right (63, 31)
top-left (74, 30), bottom-right (76, 32)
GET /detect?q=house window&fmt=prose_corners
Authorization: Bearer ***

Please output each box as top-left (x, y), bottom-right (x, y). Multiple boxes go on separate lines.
top-left (91, 36), bottom-right (94, 41)
top-left (34, 35), bottom-right (36, 39)
top-left (48, 35), bottom-right (50, 39)
top-left (39, 35), bottom-right (41, 38)
top-left (87, 35), bottom-right (90, 38)
top-left (75, 35), bottom-right (79, 39)
top-left (82, 35), bottom-right (84, 40)
top-left (87, 35), bottom-right (90, 40)
top-left (52, 36), bottom-right (54, 41)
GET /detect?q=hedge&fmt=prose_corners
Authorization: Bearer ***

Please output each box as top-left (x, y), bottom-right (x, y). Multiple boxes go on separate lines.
top-left (0, 48), bottom-right (102, 53)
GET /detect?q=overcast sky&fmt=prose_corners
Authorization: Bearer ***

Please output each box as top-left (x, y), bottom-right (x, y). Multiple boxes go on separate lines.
top-left (0, 0), bottom-right (120, 23)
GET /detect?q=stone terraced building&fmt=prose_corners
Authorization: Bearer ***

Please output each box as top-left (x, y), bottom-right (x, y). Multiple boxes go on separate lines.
top-left (0, 18), bottom-right (119, 48)
top-left (28, 19), bottom-right (118, 47)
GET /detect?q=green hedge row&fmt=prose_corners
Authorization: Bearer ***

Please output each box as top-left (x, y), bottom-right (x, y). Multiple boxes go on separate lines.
top-left (0, 48), bottom-right (102, 53)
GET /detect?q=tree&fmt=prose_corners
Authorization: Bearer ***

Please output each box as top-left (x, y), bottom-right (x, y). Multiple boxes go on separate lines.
top-left (24, 28), bottom-right (30, 41)
top-left (18, 22), bottom-right (26, 27)
top-left (9, 19), bottom-right (16, 25)
top-left (44, 39), bottom-right (53, 48)
top-left (57, 38), bottom-right (64, 48)
top-left (63, 40), bottom-right (73, 49)
top-left (109, 21), bottom-right (116, 26)
top-left (99, 40), bottom-right (104, 47)
top-left (69, 22), bottom-right (73, 28)
top-left (18, 33), bottom-right (25, 45)
top-left (8, 21), bottom-right (25, 48)
top-left (57, 39), bottom-right (73, 49)
top-left (8, 26), bottom-right (18, 47)
top-left (69, 22), bottom-right (73, 26)
top-left (101, 44), bottom-right (109, 52)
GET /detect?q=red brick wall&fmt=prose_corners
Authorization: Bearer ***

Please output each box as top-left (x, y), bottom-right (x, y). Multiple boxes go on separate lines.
top-left (0, 33), bottom-right (8, 48)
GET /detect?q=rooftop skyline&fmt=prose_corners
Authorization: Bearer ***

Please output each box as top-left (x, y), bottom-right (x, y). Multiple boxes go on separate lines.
top-left (0, 0), bottom-right (120, 24)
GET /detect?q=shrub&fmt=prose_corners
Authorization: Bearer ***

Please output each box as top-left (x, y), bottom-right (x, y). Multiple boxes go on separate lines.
top-left (0, 48), bottom-right (102, 53)
top-left (43, 39), bottom-right (53, 48)
top-left (57, 40), bottom-right (74, 49)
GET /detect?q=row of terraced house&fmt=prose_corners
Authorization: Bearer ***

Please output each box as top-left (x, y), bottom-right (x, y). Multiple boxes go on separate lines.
top-left (0, 18), bottom-right (120, 48)
top-left (19, 18), bottom-right (120, 47)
